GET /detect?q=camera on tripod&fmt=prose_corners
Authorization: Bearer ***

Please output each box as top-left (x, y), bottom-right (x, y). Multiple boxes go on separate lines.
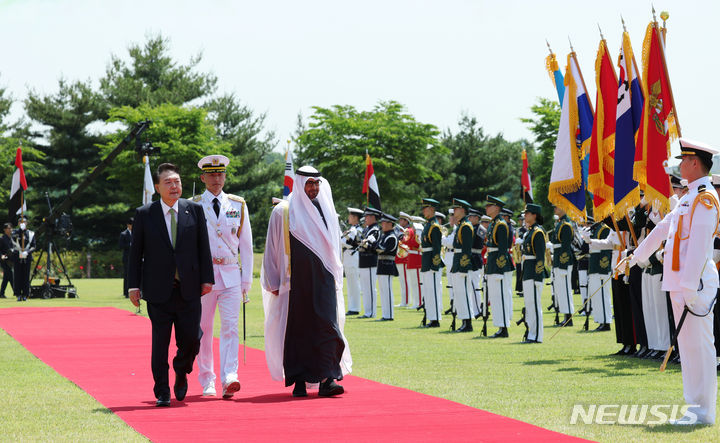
top-left (134, 119), bottom-right (160, 156)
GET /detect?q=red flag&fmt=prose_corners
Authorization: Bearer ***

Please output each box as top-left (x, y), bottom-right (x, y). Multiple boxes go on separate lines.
top-left (587, 39), bottom-right (618, 221)
top-left (633, 21), bottom-right (679, 213)
top-left (9, 147), bottom-right (28, 221)
top-left (521, 149), bottom-right (533, 203)
top-left (362, 153), bottom-right (381, 210)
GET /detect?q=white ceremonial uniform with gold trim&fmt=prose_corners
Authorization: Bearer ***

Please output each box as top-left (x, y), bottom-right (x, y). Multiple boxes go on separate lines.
top-left (196, 189), bottom-right (253, 391)
top-left (633, 176), bottom-right (718, 425)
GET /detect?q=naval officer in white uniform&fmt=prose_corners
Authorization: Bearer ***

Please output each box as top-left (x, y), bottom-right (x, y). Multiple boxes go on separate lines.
top-left (194, 154), bottom-right (253, 399)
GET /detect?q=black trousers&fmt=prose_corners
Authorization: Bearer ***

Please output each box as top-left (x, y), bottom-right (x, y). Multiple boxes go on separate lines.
top-left (13, 259), bottom-right (31, 299)
top-left (146, 287), bottom-right (202, 398)
top-left (0, 261), bottom-right (13, 296)
top-left (628, 266), bottom-right (648, 347)
top-left (612, 277), bottom-right (635, 346)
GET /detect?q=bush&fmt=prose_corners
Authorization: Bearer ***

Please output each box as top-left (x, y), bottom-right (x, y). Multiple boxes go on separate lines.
top-left (40, 249), bottom-right (124, 279)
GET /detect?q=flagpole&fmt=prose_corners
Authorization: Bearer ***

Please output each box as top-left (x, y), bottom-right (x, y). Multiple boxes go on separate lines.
top-left (652, 8), bottom-right (681, 137)
top-left (569, 47), bottom-right (595, 115)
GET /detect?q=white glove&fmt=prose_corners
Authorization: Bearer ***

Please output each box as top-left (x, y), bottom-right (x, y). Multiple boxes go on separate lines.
top-left (615, 253), bottom-right (637, 274)
top-left (640, 196), bottom-right (648, 206)
top-left (655, 250), bottom-right (664, 263)
top-left (366, 235), bottom-right (376, 244)
top-left (681, 290), bottom-right (698, 310)
top-left (648, 210), bottom-right (662, 225)
top-left (241, 282), bottom-right (252, 299)
top-left (580, 228), bottom-right (591, 243)
top-left (514, 237), bottom-right (522, 246)
top-left (19, 251), bottom-right (28, 259)
top-left (546, 241), bottom-right (553, 250)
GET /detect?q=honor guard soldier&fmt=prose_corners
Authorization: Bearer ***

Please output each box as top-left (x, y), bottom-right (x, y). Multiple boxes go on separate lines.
top-left (441, 209), bottom-right (455, 315)
top-left (626, 139), bottom-right (719, 425)
top-left (341, 207), bottom-right (364, 315)
top-left (468, 208), bottom-right (485, 319)
top-left (12, 216), bottom-right (35, 302)
top-left (551, 206), bottom-right (575, 326)
top-left (450, 199), bottom-right (475, 332)
top-left (521, 204), bottom-right (546, 343)
top-left (376, 213), bottom-right (399, 320)
top-left (420, 199), bottom-right (444, 327)
top-left (358, 207), bottom-right (381, 318)
top-left (194, 154), bottom-right (253, 398)
top-left (395, 212), bottom-right (412, 307)
top-left (485, 196), bottom-right (514, 338)
top-left (581, 217), bottom-right (615, 331)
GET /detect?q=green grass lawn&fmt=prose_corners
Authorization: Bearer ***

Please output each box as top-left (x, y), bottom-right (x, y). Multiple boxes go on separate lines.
top-left (0, 275), bottom-right (718, 442)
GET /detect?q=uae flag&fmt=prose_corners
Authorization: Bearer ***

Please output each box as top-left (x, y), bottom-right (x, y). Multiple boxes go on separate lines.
top-left (521, 149), bottom-right (533, 203)
top-left (362, 152), bottom-right (381, 210)
top-left (9, 147), bottom-right (28, 222)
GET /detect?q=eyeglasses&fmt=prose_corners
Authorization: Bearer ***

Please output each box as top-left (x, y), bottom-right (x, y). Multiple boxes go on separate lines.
top-left (306, 179), bottom-right (322, 187)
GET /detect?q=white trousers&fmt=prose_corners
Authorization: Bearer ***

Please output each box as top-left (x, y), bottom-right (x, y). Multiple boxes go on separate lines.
top-left (198, 285), bottom-right (242, 388)
top-left (670, 286), bottom-right (717, 424)
top-left (445, 271), bottom-right (454, 303)
top-left (553, 266), bottom-right (574, 314)
top-left (345, 265), bottom-right (362, 312)
top-left (523, 279), bottom-right (544, 342)
top-left (396, 263), bottom-right (408, 306)
top-left (469, 268), bottom-right (483, 318)
top-left (578, 269), bottom-right (588, 304)
top-left (421, 270), bottom-right (442, 321)
top-left (359, 266), bottom-right (378, 317)
top-left (487, 272), bottom-right (513, 327)
top-left (406, 267), bottom-right (421, 308)
top-left (642, 272), bottom-right (670, 351)
top-left (451, 272), bottom-right (475, 320)
top-left (588, 273), bottom-right (612, 324)
top-left (378, 274), bottom-right (395, 319)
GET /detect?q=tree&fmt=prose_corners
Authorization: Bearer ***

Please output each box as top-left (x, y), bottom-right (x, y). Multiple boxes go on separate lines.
top-left (438, 114), bottom-right (529, 212)
top-left (100, 34), bottom-right (217, 110)
top-left (205, 93), bottom-right (283, 250)
top-left (520, 98), bottom-right (561, 228)
top-left (295, 101), bottom-right (445, 214)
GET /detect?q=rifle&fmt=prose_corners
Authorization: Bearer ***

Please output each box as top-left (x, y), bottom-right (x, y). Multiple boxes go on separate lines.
top-left (583, 304), bottom-right (592, 331)
top-left (481, 275), bottom-right (489, 336)
top-left (418, 301), bottom-right (426, 327)
top-left (515, 307), bottom-right (528, 341)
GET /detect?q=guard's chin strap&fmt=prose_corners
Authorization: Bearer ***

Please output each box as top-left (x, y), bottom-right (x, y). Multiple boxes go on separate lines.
top-left (672, 191), bottom-right (720, 271)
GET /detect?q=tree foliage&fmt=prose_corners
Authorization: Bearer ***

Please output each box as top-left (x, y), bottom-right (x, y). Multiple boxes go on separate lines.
top-left (295, 101), bottom-right (445, 214)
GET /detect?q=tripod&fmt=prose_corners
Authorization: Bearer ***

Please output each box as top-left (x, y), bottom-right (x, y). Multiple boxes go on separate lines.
top-left (31, 237), bottom-right (76, 299)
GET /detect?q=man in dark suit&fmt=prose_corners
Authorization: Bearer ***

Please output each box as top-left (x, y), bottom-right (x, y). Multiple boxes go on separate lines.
top-left (118, 217), bottom-right (133, 298)
top-left (128, 163), bottom-right (214, 407)
top-left (0, 222), bottom-right (15, 298)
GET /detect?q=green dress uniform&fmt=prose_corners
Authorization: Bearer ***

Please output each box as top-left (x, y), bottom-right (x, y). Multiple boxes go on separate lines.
top-left (421, 215), bottom-right (444, 325)
top-left (486, 214), bottom-right (513, 331)
top-left (552, 214), bottom-right (575, 317)
top-left (521, 222), bottom-right (546, 342)
top-left (451, 215), bottom-right (475, 330)
top-left (587, 222), bottom-right (613, 326)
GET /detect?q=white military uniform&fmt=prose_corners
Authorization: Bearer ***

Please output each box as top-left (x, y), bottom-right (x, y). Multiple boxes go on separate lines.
top-left (633, 175), bottom-right (718, 425)
top-left (341, 223), bottom-right (362, 313)
top-left (196, 187), bottom-right (253, 395)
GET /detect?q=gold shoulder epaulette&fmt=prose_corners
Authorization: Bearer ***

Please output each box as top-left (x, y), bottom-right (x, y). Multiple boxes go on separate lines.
top-left (192, 195), bottom-right (202, 202)
top-left (227, 194), bottom-right (245, 203)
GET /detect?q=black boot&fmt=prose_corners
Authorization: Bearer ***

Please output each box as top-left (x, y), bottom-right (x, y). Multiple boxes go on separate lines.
top-left (425, 320), bottom-right (440, 328)
top-left (456, 319), bottom-right (473, 333)
top-left (490, 327), bottom-right (508, 338)
top-left (563, 314), bottom-right (573, 327)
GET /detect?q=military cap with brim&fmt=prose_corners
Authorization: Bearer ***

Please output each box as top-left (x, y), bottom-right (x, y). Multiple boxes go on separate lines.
top-left (421, 198), bottom-right (440, 208)
top-left (435, 211), bottom-right (446, 219)
top-left (485, 195), bottom-right (505, 207)
top-left (468, 208), bottom-right (482, 216)
top-left (524, 203), bottom-right (542, 215)
top-left (670, 174), bottom-right (683, 189)
top-left (198, 154), bottom-right (230, 173)
top-left (296, 165), bottom-right (321, 177)
top-left (363, 207), bottom-right (382, 217)
top-left (398, 211), bottom-right (411, 221)
top-left (480, 215), bottom-right (492, 222)
top-left (451, 198), bottom-right (471, 210)
top-left (675, 138), bottom-right (718, 170)
top-left (347, 207), bottom-right (364, 216)
top-left (380, 213), bottom-right (398, 223)
top-left (501, 207), bottom-right (514, 217)
top-left (712, 174), bottom-right (720, 187)
top-left (410, 215), bottom-right (426, 223)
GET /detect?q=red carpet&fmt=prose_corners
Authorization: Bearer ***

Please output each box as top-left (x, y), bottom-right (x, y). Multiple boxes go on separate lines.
top-left (0, 307), bottom-right (587, 442)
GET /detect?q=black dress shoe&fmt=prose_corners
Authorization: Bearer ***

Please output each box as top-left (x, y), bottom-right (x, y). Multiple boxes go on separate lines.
top-left (156, 394), bottom-right (171, 407)
top-left (594, 323), bottom-right (611, 332)
top-left (378, 317), bottom-right (394, 321)
top-left (522, 338), bottom-right (537, 344)
top-left (490, 327), bottom-right (508, 338)
top-left (0, 294), bottom-right (7, 298)
top-left (612, 346), bottom-right (627, 355)
top-left (563, 314), bottom-right (573, 327)
top-left (424, 320), bottom-right (440, 328)
top-left (292, 381), bottom-right (307, 397)
top-left (345, 311), bottom-right (359, 316)
top-left (456, 320), bottom-right (473, 332)
top-left (318, 379), bottom-right (344, 397)
top-left (174, 372), bottom-right (188, 401)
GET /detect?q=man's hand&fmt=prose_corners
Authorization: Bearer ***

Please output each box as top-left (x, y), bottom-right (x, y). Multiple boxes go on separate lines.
top-left (19, 251), bottom-right (27, 259)
top-left (201, 283), bottom-right (213, 295)
top-left (129, 289), bottom-right (141, 307)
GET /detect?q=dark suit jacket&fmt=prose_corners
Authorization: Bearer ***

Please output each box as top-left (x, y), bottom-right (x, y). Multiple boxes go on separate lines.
top-left (128, 199), bottom-right (214, 303)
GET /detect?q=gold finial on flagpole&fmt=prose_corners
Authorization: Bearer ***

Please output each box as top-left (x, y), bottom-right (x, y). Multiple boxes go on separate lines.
top-left (546, 39), bottom-right (554, 56)
top-left (568, 36), bottom-right (574, 53)
top-left (621, 15), bottom-right (627, 33)
top-left (660, 10), bottom-right (669, 29)
top-left (651, 5), bottom-right (657, 23)
top-left (597, 23), bottom-right (605, 41)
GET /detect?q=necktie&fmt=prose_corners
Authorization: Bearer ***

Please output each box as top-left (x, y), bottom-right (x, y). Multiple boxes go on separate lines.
top-left (169, 208), bottom-right (177, 248)
top-left (213, 198), bottom-right (220, 218)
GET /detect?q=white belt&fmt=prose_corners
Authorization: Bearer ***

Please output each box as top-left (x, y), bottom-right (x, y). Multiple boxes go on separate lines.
top-left (407, 250), bottom-right (421, 255)
top-left (486, 247), bottom-right (499, 252)
top-left (212, 256), bottom-right (238, 265)
top-left (421, 247), bottom-right (433, 252)
top-left (453, 248), bottom-right (463, 253)
top-left (471, 248), bottom-right (483, 254)
top-left (551, 244), bottom-right (560, 250)
top-left (522, 255), bottom-right (536, 260)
